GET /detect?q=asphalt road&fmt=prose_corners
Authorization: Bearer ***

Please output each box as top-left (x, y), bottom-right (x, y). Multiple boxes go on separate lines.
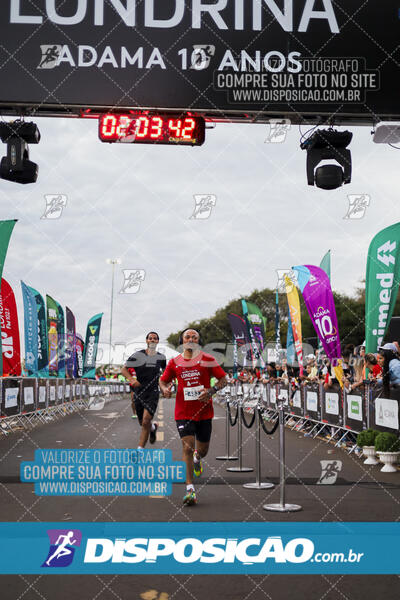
top-left (0, 394), bottom-right (399, 599)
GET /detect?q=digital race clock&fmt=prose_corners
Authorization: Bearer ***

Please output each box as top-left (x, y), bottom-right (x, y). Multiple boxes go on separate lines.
top-left (98, 113), bottom-right (205, 146)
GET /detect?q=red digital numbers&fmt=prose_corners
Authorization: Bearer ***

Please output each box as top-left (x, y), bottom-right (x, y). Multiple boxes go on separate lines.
top-left (99, 113), bottom-right (205, 146)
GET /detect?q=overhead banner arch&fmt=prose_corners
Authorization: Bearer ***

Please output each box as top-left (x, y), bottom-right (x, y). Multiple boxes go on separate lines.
top-left (0, 1), bottom-right (396, 124)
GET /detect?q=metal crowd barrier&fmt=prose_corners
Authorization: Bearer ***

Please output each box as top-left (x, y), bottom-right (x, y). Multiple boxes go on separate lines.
top-left (218, 380), bottom-right (400, 458)
top-left (0, 378), bottom-right (131, 435)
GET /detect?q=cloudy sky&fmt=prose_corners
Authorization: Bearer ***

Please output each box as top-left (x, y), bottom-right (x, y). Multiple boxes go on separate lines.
top-left (0, 115), bottom-right (398, 363)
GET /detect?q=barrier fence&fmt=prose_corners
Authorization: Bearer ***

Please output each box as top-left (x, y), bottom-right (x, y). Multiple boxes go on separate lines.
top-left (216, 381), bottom-right (400, 455)
top-left (0, 378), bottom-right (131, 434)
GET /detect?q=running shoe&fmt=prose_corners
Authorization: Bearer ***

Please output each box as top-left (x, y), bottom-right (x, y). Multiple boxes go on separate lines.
top-left (193, 451), bottom-right (203, 477)
top-left (149, 422), bottom-right (158, 444)
top-left (131, 415), bottom-right (137, 419)
top-left (183, 489), bottom-right (197, 506)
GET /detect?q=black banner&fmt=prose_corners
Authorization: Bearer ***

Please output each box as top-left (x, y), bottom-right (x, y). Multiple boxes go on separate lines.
top-left (321, 385), bottom-right (343, 428)
top-left (0, 1), bottom-right (396, 123)
top-left (369, 387), bottom-right (400, 434)
top-left (37, 379), bottom-right (48, 409)
top-left (344, 387), bottom-right (367, 433)
top-left (48, 379), bottom-right (57, 406)
top-left (1, 378), bottom-right (20, 417)
top-left (288, 386), bottom-right (304, 418)
top-left (21, 379), bottom-right (37, 413)
top-left (304, 382), bottom-right (321, 422)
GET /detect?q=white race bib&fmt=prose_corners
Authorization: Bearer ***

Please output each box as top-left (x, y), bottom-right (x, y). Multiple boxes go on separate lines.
top-left (183, 385), bottom-right (204, 401)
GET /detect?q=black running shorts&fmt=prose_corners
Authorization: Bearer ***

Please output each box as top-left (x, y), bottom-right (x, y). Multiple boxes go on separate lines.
top-left (134, 393), bottom-right (159, 422)
top-left (176, 419), bottom-right (212, 443)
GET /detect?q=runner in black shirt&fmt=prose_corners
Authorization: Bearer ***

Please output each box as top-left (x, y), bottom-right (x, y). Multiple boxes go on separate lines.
top-left (121, 332), bottom-right (166, 448)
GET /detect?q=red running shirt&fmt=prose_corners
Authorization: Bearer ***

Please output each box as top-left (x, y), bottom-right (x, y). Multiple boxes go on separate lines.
top-left (160, 352), bottom-right (226, 421)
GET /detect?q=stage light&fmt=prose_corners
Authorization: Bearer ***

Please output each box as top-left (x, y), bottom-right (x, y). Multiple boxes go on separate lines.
top-left (300, 128), bottom-right (353, 190)
top-left (0, 121), bottom-right (40, 184)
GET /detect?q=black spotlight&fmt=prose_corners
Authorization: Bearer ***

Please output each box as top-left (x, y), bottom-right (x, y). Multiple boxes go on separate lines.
top-left (0, 121), bottom-right (40, 184)
top-left (300, 128), bottom-right (353, 190)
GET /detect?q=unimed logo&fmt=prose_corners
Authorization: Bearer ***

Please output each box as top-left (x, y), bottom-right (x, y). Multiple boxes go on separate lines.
top-left (83, 536), bottom-right (315, 565)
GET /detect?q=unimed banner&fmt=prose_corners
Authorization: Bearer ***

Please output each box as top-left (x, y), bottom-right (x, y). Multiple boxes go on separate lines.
top-left (0, 3), bottom-right (397, 122)
top-left (365, 223), bottom-right (400, 354)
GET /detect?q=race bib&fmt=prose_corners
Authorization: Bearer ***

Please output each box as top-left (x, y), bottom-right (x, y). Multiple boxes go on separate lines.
top-left (183, 385), bottom-right (204, 401)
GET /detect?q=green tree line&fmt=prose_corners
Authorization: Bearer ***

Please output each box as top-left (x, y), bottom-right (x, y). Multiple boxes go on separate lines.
top-left (167, 284), bottom-right (400, 349)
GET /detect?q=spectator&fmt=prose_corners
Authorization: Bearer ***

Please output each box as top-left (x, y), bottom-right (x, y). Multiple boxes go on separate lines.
top-left (376, 343), bottom-right (400, 396)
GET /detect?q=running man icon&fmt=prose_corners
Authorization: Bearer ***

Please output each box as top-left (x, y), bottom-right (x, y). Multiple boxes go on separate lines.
top-left (42, 529), bottom-right (82, 568)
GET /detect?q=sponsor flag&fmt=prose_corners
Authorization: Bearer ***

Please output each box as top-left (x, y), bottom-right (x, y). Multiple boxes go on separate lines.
top-left (74, 333), bottom-right (84, 378)
top-left (293, 265), bottom-right (343, 387)
top-left (284, 275), bottom-right (304, 376)
top-left (65, 307), bottom-right (76, 378)
top-left (54, 300), bottom-right (65, 378)
top-left (46, 295), bottom-right (59, 377)
top-left (318, 250), bottom-right (331, 353)
top-left (320, 250), bottom-right (331, 279)
top-left (28, 286), bottom-right (48, 377)
top-left (275, 290), bottom-right (281, 359)
top-left (0, 219), bottom-right (17, 374)
top-left (21, 281), bottom-right (38, 376)
top-left (365, 223), bottom-right (400, 354)
top-left (245, 301), bottom-right (265, 352)
top-left (0, 279), bottom-right (21, 376)
top-left (227, 312), bottom-right (249, 374)
top-left (241, 300), bottom-right (265, 367)
top-left (286, 300), bottom-right (296, 366)
top-left (82, 313), bottom-right (103, 379)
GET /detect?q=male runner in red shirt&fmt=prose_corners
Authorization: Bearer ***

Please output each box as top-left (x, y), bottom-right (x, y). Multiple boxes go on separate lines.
top-left (159, 329), bottom-right (227, 506)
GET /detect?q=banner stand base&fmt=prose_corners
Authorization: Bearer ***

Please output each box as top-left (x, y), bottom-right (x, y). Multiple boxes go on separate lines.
top-left (263, 502), bottom-right (302, 512)
top-left (216, 455), bottom-right (238, 461)
top-left (227, 466), bottom-right (253, 472)
top-left (243, 482), bottom-right (274, 489)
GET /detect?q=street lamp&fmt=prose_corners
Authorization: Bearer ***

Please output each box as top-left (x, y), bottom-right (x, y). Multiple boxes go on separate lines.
top-left (106, 258), bottom-right (121, 365)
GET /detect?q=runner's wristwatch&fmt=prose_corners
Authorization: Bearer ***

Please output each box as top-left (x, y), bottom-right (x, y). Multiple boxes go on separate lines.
top-left (208, 386), bottom-right (218, 397)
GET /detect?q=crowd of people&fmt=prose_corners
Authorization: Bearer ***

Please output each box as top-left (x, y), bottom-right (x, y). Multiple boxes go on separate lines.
top-left (110, 332), bottom-right (400, 508)
top-left (228, 341), bottom-right (400, 397)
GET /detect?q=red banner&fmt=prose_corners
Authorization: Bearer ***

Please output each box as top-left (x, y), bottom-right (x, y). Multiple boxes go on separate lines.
top-left (0, 278), bottom-right (21, 376)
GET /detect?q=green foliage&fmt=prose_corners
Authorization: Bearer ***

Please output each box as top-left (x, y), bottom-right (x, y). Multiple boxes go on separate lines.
top-left (168, 284), bottom-right (400, 348)
top-left (374, 432), bottom-right (400, 453)
top-left (356, 429), bottom-right (379, 448)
